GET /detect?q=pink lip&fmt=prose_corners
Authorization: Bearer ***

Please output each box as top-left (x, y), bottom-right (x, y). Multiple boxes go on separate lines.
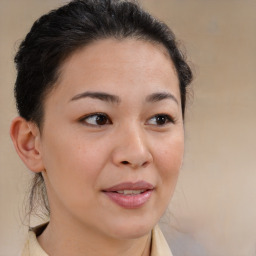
top-left (103, 181), bottom-right (154, 209)
top-left (104, 181), bottom-right (154, 191)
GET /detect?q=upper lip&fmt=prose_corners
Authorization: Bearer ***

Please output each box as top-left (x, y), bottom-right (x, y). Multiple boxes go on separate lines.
top-left (103, 181), bottom-right (154, 192)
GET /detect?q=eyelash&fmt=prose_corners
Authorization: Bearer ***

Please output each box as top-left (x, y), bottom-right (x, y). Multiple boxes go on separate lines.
top-left (79, 113), bottom-right (174, 127)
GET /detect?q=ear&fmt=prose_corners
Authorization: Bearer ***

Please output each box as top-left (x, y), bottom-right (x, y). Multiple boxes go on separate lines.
top-left (10, 116), bottom-right (44, 173)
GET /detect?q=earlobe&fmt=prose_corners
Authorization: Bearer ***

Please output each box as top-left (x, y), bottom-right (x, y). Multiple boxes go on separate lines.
top-left (10, 116), bottom-right (44, 173)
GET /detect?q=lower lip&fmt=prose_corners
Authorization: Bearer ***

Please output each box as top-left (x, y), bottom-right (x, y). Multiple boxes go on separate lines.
top-left (104, 190), bottom-right (153, 209)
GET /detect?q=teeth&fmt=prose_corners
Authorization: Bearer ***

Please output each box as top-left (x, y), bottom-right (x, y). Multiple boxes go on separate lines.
top-left (131, 190), bottom-right (144, 195)
top-left (116, 190), bottom-right (145, 195)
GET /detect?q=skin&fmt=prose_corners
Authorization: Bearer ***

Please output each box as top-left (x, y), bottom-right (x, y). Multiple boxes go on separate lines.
top-left (10, 38), bottom-right (184, 256)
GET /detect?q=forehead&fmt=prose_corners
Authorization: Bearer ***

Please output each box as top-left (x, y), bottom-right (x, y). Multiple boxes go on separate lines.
top-left (50, 38), bottom-right (180, 103)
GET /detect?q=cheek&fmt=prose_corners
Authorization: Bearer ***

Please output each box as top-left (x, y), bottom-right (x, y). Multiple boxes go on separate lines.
top-left (158, 136), bottom-right (184, 169)
top-left (42, 128), bottom-right (108, 174)
top-left (154, 134), bottom-right (184, 189)
top-left (41, 131), bottom-right (109, 198)
top-left (41, 132), bottom-right (111, 213)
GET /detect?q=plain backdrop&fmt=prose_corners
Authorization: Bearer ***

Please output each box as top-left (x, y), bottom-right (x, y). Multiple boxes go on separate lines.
top-left (1, 0), bottom-right (256, 255)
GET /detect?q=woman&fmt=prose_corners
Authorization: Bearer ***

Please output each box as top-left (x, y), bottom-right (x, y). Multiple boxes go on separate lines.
top-left (10, 0), bottom-right (192, 255)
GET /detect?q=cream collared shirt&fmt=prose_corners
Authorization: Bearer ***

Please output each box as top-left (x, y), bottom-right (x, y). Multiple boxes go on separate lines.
top-left (21, 224), bottom-right (173, 256)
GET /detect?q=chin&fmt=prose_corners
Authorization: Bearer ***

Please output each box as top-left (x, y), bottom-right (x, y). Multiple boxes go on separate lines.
top-left (106, 216), bottom-right (158, 240)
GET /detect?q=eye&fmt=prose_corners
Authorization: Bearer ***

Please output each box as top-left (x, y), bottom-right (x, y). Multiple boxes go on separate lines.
top-left (146, 114), bottom-right (174, 126)
top-left (80, 113), bottom-right (112, 126)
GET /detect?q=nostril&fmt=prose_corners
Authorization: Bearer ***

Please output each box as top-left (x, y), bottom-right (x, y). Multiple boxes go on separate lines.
top-left (142, 161), bottom-right (149, 168)
top-left (121, 161), bottom-right (129, 165)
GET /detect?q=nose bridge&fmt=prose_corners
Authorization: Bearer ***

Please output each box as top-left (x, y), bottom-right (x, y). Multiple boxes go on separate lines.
top-left (112, 122), bottom-right (152, 168)
top-left (126, 123), bottom-right (146, 152)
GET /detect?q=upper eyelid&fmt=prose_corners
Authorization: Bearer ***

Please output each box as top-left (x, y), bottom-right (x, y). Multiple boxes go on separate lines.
top-left (79, 112), bottom-right (109, 119)
top-left (147, 114), bottom-right (174, 122)
top-left (79, 113), bottom-right (112, 124)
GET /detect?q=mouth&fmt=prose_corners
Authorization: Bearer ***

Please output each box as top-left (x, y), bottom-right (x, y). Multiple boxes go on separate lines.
top-left (102, 181), bottom-right (154, 209)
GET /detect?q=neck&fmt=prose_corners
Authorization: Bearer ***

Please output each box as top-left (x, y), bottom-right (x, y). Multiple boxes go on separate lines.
top-left (37, 216), bottom-right (152, 256)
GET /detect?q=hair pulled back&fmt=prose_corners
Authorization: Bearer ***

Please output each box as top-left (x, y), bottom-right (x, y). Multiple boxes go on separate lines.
top-left (14, 0), bottom-right (193, 218)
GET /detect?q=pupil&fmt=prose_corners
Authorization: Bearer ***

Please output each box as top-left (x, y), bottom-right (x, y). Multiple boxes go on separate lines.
top-left (96, 115), bottom-right (107, 125)
top-left (157, 115), bottom-right (166, 125)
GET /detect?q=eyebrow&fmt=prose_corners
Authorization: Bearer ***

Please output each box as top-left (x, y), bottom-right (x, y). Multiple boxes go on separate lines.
top-left (70, 91), bottom-right (178, 105)
top-left (70, 91), bottom-right (121, 104)
top-left (146, 92), bottom-right (179, 105)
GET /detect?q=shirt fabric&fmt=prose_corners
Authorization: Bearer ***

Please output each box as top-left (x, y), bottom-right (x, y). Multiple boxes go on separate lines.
top-left (21, 223), bottom-right (173, 256)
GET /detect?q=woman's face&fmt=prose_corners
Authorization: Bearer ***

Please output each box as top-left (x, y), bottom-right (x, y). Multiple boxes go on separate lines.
top-left (39, 38), bottom-right (184, 239)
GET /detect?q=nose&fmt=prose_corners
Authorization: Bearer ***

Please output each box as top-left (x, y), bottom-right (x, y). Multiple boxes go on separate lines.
top-left (111, 125), bottom-right (153, 169)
